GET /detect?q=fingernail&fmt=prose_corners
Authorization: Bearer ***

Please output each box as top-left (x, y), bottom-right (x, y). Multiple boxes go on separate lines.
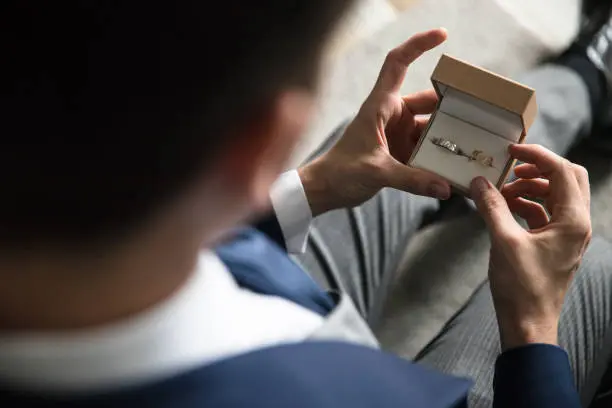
top-left (428, 182), bottom-right (450, 200)
top-left (471, 177), bottom-right (490, 197)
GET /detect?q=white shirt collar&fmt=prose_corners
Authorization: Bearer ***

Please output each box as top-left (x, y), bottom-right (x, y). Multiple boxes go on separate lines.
top-left (0, 251), bottom-right (323, 394)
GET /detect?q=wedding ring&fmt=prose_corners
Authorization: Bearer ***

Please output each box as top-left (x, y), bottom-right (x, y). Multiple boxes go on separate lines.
top-left (431, 137), bottom-right (460, 155)
top-left (470, 150), bottom-right (494, 167)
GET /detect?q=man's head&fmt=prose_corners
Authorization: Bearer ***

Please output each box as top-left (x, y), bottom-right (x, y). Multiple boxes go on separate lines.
top-left (0, 1), bottom-right (353, 250)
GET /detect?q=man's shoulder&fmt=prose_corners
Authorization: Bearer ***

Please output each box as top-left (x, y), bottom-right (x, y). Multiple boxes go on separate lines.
top-left (0, 342), bottom-right (471, 408)
top-left (138, 341), bottom-right (472, 408)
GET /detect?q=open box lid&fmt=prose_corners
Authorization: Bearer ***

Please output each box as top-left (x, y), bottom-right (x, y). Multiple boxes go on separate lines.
top-left (431, 54), bottom-right (537, 133)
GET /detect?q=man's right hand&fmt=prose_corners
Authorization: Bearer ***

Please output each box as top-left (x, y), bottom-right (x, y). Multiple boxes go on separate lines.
top-left (470, 144), bottom-right (592, 351)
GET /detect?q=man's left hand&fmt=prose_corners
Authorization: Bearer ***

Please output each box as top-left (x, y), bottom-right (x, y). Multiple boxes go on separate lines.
top-left (299, 29), bottom-right (452, 216)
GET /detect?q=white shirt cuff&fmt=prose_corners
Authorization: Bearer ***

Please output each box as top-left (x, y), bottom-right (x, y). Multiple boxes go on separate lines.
top-left (270, 170), bottom-right (313, 254)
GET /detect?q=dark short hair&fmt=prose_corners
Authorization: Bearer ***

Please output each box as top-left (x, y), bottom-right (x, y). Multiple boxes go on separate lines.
top-left (0, 1), bottom-right (353, 248)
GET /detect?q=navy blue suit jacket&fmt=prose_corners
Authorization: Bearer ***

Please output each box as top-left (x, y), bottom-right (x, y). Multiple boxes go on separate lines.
top-left (0, 213), bottom-right (581, 408)
top-left (253, 213), bottom-right (582, 408)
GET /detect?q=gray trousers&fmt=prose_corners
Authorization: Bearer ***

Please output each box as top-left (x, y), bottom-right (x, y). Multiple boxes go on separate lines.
top-left (295, 65), bottom-right (612, 408)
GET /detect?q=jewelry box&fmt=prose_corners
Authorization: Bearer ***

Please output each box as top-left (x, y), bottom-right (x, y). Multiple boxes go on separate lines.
top-left (408, 54), bottom-right (538, 195)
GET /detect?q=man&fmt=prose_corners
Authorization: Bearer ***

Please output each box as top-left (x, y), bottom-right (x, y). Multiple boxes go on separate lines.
top-left (0, 1), bottom-right (610, 408)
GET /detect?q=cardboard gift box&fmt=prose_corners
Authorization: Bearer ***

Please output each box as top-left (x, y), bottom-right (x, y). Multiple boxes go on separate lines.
top-left (408, 54), bottom-right (538, 195)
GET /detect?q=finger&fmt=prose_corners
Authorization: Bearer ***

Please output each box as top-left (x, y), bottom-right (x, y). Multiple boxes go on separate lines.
top-left (512, 162), bottom-right (589, 208)
top-left (509, 144), bottom-right (582, 207)
top-left (513, 163), bottom-right (541, 179)
top-left (387, 115), bottom-right (430, 164)
top-left (414, 115), bottom-right (431, 135)
top-left (402, 116), bottom-right (431, 163)
top-left (502, 178), bottom-right (550, 200)
top-left (402, 116), bottom-right (430, 156)
top-left (470, 177), bottom-right (522, 238)
top-left (572, 164), bottom-right (591, 208)
top-left (385, 159), bottom-right (451, 200)
top-left (374, 28), bottom-right (447, 94)
top-left (509, 144), bottom-right (565, 176)
top-left (402, 89), bottom-right (438, 115)
top-left (506, 197), bottom-right (550, 230)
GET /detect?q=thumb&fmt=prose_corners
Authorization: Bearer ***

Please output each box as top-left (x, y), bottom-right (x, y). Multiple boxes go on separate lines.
top-left (385, 159), bottom-right (451, 200)
top-left (470, 177), bottom-right (519, 236)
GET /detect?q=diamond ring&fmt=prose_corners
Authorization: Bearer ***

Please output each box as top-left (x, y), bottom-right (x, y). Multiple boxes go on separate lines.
top-left (431, 137), bottom-right (460, 154)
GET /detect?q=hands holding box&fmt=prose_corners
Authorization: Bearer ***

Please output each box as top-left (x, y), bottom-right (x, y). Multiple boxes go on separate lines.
top-left (299, 29), bottom-right (453, 216)
top-left (299, 29), bottom-right (591, 350)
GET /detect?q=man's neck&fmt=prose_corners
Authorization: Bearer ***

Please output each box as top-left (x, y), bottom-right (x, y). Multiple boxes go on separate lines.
top-left (0, 219), bottom-right (199, 332)
top-left (0, 173), bottom-right (251, 332)
top-left (0, 260), bottom-right (195, 333)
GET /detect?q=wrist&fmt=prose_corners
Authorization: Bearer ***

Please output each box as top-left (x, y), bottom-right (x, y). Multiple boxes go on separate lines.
top-left (298, 159), bottom-right (336, 217)
top-left (498, 317), bottom-right (559, 351)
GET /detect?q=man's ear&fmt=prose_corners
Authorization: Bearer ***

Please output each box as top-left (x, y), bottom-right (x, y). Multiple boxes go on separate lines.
top-left (221, 90), bottom-right (314, 211)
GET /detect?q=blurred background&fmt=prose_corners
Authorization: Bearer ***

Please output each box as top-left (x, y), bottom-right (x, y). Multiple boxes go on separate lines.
top-left (295, 0), bottom-right (581, 165)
